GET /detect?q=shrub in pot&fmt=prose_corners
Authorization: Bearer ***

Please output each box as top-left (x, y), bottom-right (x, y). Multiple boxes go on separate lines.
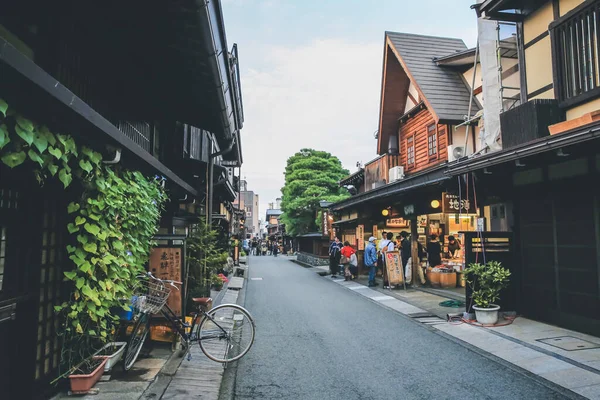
top-left (463, 261), bottom-right (511, 325)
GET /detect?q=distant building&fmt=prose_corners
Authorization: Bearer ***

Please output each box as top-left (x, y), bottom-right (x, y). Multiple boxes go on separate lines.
top-left (233, 180), bottom-right (260, 237)
top-left (266, 199), bottom-right (284, 238)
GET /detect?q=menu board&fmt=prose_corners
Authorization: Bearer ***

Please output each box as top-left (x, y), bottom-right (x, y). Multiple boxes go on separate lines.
top-left (384, 251), bottom-right (404, 286)
top-left (149, 247), bottom-right (183, 316)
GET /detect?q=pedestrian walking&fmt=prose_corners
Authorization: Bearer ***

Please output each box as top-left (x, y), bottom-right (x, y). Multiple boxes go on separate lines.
top-left (365, 236), bottom-right (378, 287)
top-left (273, 242), bottom-right (279, 257)
top-left (261, 241), bottom-right (267, 256)
top-left (381, 232), bottom-right (395, 288)
top-left (340, 241), bottom-right (357, 281)
top-left (328, 236), bottom-right (342, 278)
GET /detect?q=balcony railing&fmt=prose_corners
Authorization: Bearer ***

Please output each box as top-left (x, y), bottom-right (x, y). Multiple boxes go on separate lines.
top-left (551, 1), bottom-right (600, 107)
top-left (499, 99), bottom-right (564, 148)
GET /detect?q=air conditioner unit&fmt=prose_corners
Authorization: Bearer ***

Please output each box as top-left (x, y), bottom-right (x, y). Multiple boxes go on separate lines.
top-left (388, 166), bottom-right (405, 182)
top-left (447, 145), bottom-right (466, 162)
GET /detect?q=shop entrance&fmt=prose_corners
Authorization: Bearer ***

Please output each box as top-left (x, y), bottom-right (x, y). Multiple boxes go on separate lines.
top-left (517, 181), bottom-right (600, 336)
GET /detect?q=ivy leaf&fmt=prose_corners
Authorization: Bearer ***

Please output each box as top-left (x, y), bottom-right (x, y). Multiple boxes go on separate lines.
top-left (67, 223), bottom-right (79, 234)
top-left (76, 234), bottom-right (87, 244)
top-left (100, 331), bottom-right (107, 338)
top-left (80, 262), bottom-right (91, 274)
top-left (16, 115), bottom-right (34, 132)
top-left (75, 216), bottom-right (86, 226)
top-left (67, 202), bottom-right (80, 214)
top-left (1, 151), bottom-right (26, 168)
top-left (88, 330), bottom-right (97, 336)
top-left (48, 146), bottom-right (63, 160)
top-left (47, 164), bottom-right (58, 176)
top-left (59, 168), bottom-right (72, 188)
top-left (95, 178), bottom-right (106, 190)
top-left (33, 131), bottom-right (48, 153)
top-left (97, 231), bottom-right (107, 241)
top-left (83, 243), bottom-right (97, 254)
top-left (0, 98), bottom-right (7, 117)
top-left (15, 124), bottom-right (34, 146)
top-left (64, 271), bottom-right (77, 280)
top-left (76, 277), bottom-right (85, 289)
top-left (66, 245), bottom-right (76, 254)
top-left (40, 126), bottom-right (56, 146)
top-left (84, 223), bottom-right (101, 236)
top-left (88, 213), bottom-right (100, 221)
top-left (69, 254), bottom-right (84, 266)
top-left (0, 124), bottom-right (10, 149)
top-left (27, 149), bottom-right (44, 167)
top-left (112, 241), bottom-right (124, 250)
top-left (79, 159), bottom-right (93, 174)
top-left (76, 323), bottom-right (83, 334)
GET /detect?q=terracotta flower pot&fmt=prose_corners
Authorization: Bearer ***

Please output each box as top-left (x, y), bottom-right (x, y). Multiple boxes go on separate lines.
top-left (69, 357), bottom-right (108, 393)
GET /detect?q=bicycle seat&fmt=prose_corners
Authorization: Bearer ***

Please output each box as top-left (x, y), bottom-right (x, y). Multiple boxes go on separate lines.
top-left (192, 297), bottom-right (212, 306)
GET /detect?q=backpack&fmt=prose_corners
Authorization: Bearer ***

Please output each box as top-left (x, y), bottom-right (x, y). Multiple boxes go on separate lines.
top-left (349, 253), bottom-right (358, 267)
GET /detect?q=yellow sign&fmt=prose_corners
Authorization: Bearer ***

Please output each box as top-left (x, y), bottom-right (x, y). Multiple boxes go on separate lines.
top-left (384, 251), bottom-right (404, 285)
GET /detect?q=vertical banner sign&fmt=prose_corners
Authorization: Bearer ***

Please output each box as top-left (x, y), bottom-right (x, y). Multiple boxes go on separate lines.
top-left (373, 225), bottom-right (378, 240)
top-left (384, 251), bottom-right (404, 285)
top-left (356, 225), bottom-right (365, 250)
top-left (149, 247), bottom-right (183, 316)
top-left (322, 211), bottom-right (329, 238)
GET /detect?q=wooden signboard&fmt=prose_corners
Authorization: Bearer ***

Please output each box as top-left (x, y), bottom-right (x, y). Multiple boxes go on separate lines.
top-left (149, 247), bottom-right (183, 316)
top-left (384, 251), bottom-right (404, 286)
top-left (356, 225), bottom-right (365, 250)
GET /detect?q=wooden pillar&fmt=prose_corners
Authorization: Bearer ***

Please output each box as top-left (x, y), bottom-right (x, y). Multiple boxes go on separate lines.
top-left (411, 217), bottom-right (419, 284)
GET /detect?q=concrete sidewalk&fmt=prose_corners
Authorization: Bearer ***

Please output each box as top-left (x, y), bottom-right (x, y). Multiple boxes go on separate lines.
top-left (304, 261), bottom-right (600, 399)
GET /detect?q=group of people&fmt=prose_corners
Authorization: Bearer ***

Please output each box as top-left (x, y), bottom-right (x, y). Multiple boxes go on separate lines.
top-left (250, 238), bottom-right (285, 257)
top-left (329, 231), bottom-right (462, 288)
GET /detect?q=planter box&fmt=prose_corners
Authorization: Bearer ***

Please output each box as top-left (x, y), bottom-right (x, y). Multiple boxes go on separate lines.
top-left (93, 342), bottom-right (127, 372)
top-left (69, 356), bottom-right (108, 393)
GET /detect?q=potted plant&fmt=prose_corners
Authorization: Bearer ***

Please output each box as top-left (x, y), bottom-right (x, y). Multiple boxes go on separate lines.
top-left (239, 250), bottom-right (247, 264)
top-left (463, 261), bottom-right (511, 325)
top-left (93, 341), bottom-right (127, 372)
top-left (210, 274), bottom-right (225, 291)
top-left (68, 356), bottom-right (108, 393)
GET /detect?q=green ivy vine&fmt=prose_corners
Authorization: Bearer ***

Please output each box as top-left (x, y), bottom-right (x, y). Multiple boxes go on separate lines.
top-left (0, 98), bottom-right (167, 368)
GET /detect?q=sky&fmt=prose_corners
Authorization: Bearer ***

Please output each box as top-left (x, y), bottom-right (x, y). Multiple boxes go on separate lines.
top-left (221, 0), bottom-right (479, 221)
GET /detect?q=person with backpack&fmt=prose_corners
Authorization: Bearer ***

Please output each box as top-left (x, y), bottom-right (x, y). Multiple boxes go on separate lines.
top-left (340, 241), bottom-right (357, 281)
top-left (365, 236), bottom-right (378, 287)
top-left (328, 237), bottom-right (342, 278)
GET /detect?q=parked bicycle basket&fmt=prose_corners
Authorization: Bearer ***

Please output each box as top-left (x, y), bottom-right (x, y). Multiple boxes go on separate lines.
top-left (132, 279), bottom-right (171, 314)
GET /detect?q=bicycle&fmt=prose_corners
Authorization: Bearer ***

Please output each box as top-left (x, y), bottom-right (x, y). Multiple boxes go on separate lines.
top-left (122, 272), bottom-right (255, 371)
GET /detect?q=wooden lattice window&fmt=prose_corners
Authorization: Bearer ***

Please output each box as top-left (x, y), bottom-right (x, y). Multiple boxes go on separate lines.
top-left (427, 124), bottom-right (437, 158)
top-left (407, 135), bottom-right (415, 167)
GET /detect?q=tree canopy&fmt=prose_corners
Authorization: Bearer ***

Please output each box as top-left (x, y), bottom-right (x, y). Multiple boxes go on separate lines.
top-left (280, 149), bottom-right (349, 236)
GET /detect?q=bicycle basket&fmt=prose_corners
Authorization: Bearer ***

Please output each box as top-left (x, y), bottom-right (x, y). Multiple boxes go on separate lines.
top-left (131, 279), bottom-right (171, 314)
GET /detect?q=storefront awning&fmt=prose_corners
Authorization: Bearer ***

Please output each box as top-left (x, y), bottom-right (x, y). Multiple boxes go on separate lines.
top-left (331, 165), bottom-right (449, 212)
top-left (332, 218), bottom-right (358, 226)
top-left (446, 122), bottom-right (600, 175)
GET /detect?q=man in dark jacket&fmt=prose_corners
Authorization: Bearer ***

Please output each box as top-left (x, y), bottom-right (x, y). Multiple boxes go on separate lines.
top-left (329, 237), bottom-right (342, 278)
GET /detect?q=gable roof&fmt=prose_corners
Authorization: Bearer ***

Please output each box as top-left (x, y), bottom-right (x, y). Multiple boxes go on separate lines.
top-left (386, 31), bottom-right (479, 122)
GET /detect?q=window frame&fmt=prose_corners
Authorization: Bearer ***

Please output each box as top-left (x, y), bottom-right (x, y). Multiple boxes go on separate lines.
top-left (406, 134), bottom-right (415, 168)
top-left (427, 124), bottom-right (438, 160)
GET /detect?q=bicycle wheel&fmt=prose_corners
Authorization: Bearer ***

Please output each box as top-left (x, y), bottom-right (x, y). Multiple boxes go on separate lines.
top-left (198, 304), bottom-right (255, 363)
top-left (123, 313), bottom-right (150, 371)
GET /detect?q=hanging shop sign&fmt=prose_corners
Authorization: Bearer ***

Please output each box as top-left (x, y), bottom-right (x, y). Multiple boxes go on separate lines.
top-left (322, 211), bottom-right (330, 237)
top-left (403, 204), bottom-right (415, 217)
top-left (386, 218), bottom-right (410, 228)
top-left (149, 247), bottom-right (183, 315)
top-left (442, 192), bottom-right (474, 214)
top-left (373, 225), bottom-right (378, 239)
top-left (356, 225), bottom-right (365, 250)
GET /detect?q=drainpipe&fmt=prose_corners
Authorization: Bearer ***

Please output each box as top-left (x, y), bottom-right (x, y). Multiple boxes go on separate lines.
top-left (207, 137), bottom-right (236, 226)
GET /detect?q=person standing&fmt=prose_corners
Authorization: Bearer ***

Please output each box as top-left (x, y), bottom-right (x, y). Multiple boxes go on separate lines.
top-left (399, 231), bottom-right (411, 283)
top-left (382, 232), bottom-right (395, 288)
top-left (273, 242), bottom-right (279, 257)
top-left (340, 241), bottom-right (356, 281)
top-left (365, 236), bottom-right (378, 287)
top-left (447, 235), bottom-right (462, 258)
top-left (328, 237), bottom-right (342, 278)
top-left (427, 234), bottom-right (442, 267)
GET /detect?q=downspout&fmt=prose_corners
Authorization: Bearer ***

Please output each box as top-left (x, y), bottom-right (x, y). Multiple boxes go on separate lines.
top-left (207, 136), bottom-right (236, 226)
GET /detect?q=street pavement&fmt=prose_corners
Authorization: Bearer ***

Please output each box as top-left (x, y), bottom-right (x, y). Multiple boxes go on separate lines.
top-left (231, 255), bottom-right (574, 400)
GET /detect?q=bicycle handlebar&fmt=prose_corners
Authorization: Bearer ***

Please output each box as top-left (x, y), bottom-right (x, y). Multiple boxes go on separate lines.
top-left (138, 272), bottom-right (183, 290)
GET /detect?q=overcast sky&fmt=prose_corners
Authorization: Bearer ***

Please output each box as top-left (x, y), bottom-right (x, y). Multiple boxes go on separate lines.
top-left (221, 0), bottom-right (478, 221)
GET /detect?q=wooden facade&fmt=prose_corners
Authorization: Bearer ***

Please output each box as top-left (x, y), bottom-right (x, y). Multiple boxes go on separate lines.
top-left (399, 107), bottom-right (449, 173)
top-left (364, 154), bottom-right (401, 190)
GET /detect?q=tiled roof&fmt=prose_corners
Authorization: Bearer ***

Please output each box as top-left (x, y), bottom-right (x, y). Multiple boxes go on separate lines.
top-left (386, 31), bottom-right (480, 121)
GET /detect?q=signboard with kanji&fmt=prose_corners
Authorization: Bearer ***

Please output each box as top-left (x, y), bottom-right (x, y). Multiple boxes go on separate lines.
top-left (356, 225), bottom-right (365, 250)
top-left (384, 251), bottom-right (404, 285)
top-left (386, 218), bottom-right (410, 228)
top-left (322, 211), bottom-right (329, 237)
top-left (442, 192), bottom-right (474, 213)
top-left (149, 247), bottom-right (183, 316)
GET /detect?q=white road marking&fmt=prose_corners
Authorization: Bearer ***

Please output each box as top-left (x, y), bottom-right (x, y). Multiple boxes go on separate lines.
top-left (250, 278), bottom-right (263, 280)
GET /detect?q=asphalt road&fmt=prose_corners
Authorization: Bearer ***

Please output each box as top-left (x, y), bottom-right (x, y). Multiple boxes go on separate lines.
top-left (230, 256), bottom-right (566, 400)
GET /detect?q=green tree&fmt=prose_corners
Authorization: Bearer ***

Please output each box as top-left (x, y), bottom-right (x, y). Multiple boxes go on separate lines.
top-left (280, 149), bottom-right (349, 236)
